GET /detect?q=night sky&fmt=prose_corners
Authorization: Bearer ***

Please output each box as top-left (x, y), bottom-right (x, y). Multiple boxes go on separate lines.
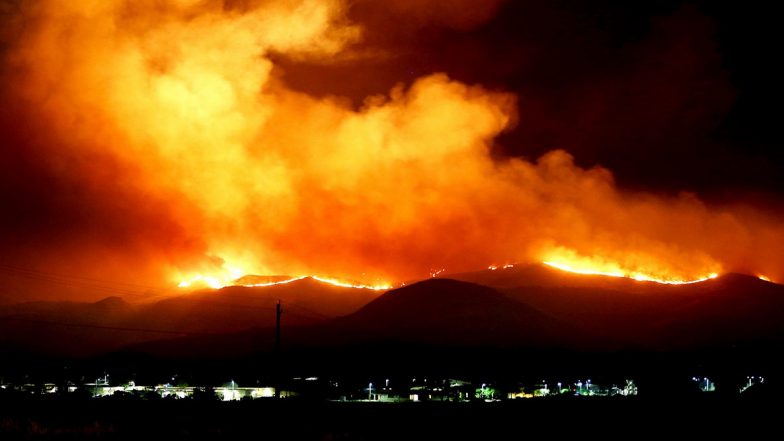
top-left (0, 0), bottom-right (782, 301)
top-left (280, 0), bottom-right (784, 198)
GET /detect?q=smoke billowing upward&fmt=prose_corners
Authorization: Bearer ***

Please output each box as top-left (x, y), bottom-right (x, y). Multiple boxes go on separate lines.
top-left (0, 0), bottom-right (782, 300)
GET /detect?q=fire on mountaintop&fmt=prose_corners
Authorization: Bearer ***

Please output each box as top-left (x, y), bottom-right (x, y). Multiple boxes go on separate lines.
top-left (542, 261), bottom-right (719, 285)
top-left (2, 0), bottom-right (783, 300)
top-left (178, 245), bottom-right (729, 291)
top-left (540, 247), bottom-right (722, 285)
top-left (178, 273), bottom-right (392, 291)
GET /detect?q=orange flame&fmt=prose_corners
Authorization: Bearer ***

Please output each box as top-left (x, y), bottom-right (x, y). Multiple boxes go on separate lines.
top-left (429, 268), bottom-right (446, 278)
top-left (308, 276), bottom-right (393, 291)
top-left (5, 0), bottom-right (784, 298)
top-left (541, 247), bottom-right (720, 285)
top-left (488, 264), bottom-right (515, 271)
top-left (178, 272), bottom-right (392, 291)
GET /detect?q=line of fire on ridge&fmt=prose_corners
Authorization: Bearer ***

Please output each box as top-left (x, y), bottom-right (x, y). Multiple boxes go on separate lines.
top-left (542, 261), bottom-right (719, 285)
top-left (178, 274), bottom-right (393, 291)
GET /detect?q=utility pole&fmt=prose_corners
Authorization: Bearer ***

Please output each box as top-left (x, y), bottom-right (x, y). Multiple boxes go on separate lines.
top-left (275, 300), bottom-right (282, 355)
top-left (275, 300), bottom-right (282, 399)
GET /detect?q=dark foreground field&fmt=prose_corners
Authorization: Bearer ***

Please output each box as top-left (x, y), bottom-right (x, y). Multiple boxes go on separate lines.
top-left (0, 395), bottom-right (778, 440)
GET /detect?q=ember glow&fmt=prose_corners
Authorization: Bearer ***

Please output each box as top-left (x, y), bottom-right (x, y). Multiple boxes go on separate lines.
top-left (488, 264), bottom-right (515, 271)
top-left (541, 248), bottom-right (721, 285)
top-left (2, 0), bottom-right (784, 300)
top-left (308, 276), bottom-right (393, 291)
top-left (178, 273), bottom-right (391, 291)
top-left (543, 261), bottom-right (719, 285)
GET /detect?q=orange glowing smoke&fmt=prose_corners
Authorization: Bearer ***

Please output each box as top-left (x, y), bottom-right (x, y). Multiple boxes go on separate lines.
top-left (178, 273), bottom-right (391, 291)
top-left (543, 259), bottom-right (718, 285)
top-left (5, 0), bottom-right (784, 291)
top-left (540, 246), bottom-right (722, 284)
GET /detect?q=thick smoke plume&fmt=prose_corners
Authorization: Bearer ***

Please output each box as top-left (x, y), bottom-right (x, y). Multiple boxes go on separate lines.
top-left (0, 0), bottom-right (782, 299)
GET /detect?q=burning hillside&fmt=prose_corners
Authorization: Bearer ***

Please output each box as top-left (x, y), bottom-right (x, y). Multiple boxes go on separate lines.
top-left (0, 0), bottom-right (781, 299)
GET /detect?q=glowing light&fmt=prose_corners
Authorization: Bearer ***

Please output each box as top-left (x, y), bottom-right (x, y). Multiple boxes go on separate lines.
top-left (309, 276), bottom-right (392, 291)
top-left (177, 275), bottom-right (223, 289)
top-left (240, 276), bottom-right (308, 288)
top-left (758, 275), bottom-right (772, 282)
top-left (429, 268), bottom-right (445, 278)
top-left (543, 261), bottom-right (624, 278)
top-left (488, 264), bottom-right (514, 271)
top-left (178, 274), bottom-right (392, 291)
top-left (542, 260), bottom-right (719, 285)
top-left (539, 246), bottom-right (722, 285)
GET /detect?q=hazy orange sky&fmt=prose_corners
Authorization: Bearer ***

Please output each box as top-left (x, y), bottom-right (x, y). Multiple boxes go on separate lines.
top-left (0, 0), bottom-right (782, 300)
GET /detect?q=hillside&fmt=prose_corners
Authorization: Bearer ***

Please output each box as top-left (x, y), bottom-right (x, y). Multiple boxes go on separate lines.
top-left (0, 277), bottom-right (383, 356)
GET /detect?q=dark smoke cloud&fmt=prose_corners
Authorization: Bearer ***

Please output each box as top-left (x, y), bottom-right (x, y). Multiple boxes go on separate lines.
top-left (281, 1), bottom-right (783, 198)
top-left (0, 0), bottom-right (782, 302)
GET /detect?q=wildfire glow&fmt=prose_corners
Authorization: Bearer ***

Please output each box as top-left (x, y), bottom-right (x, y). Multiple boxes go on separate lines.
top-left (758, 275), bottom-right (772, 282)
top-left (540, 247), bottom-right (721, 285)
top-left (488, 264), bottom-right (515, 271)
top-left (178, 275), bottom-right (224, 290)
top-left (240, 276), bottom-right (309, 288)
top-left (5, 0), bottom-right (784, 297)
top-left (542, 260), bottom-right (719, 285)
top-left (309, 276), bottom-right (392, 291)
top-left (178, 273), bottom-right (392, 291)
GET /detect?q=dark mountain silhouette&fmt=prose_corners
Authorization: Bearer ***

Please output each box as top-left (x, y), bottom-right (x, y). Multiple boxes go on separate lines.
top-left (3, 269), bottom-right (784, 364)
top-left (332, 279), bottom-right (575, 347)
top-left (0, 277), bottom-right (382, 356)
top-left (500, 273), bottom-right (784, 348)
top-left (0, 297), bottom-right (145, 356)
top-left (441, 262), bottom-right (706, 293)
top-left (136, 277), bottom-right (381, 334)
top-left (125, 279), bottom-right (598, 363)
top-left (655, 274), bottom-right (784, 347)
top-left (191, 276), bottom-right (383, 318)
top-left (1, 295), bottom-right (134, 319)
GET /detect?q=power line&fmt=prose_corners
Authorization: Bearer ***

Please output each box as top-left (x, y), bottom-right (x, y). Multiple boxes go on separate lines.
top-left (0, 263), bottom-right (161, 290)
top-left (0, 316), bottom-right (208, 336)
top-left (0, 263), bottom-right (171, 299)
top-left (152, 298), bottom-right (280, 311)
top-left (0, 303), bottom-right (324, 337)
top-left (284, 303), bottom-right (332, 320)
